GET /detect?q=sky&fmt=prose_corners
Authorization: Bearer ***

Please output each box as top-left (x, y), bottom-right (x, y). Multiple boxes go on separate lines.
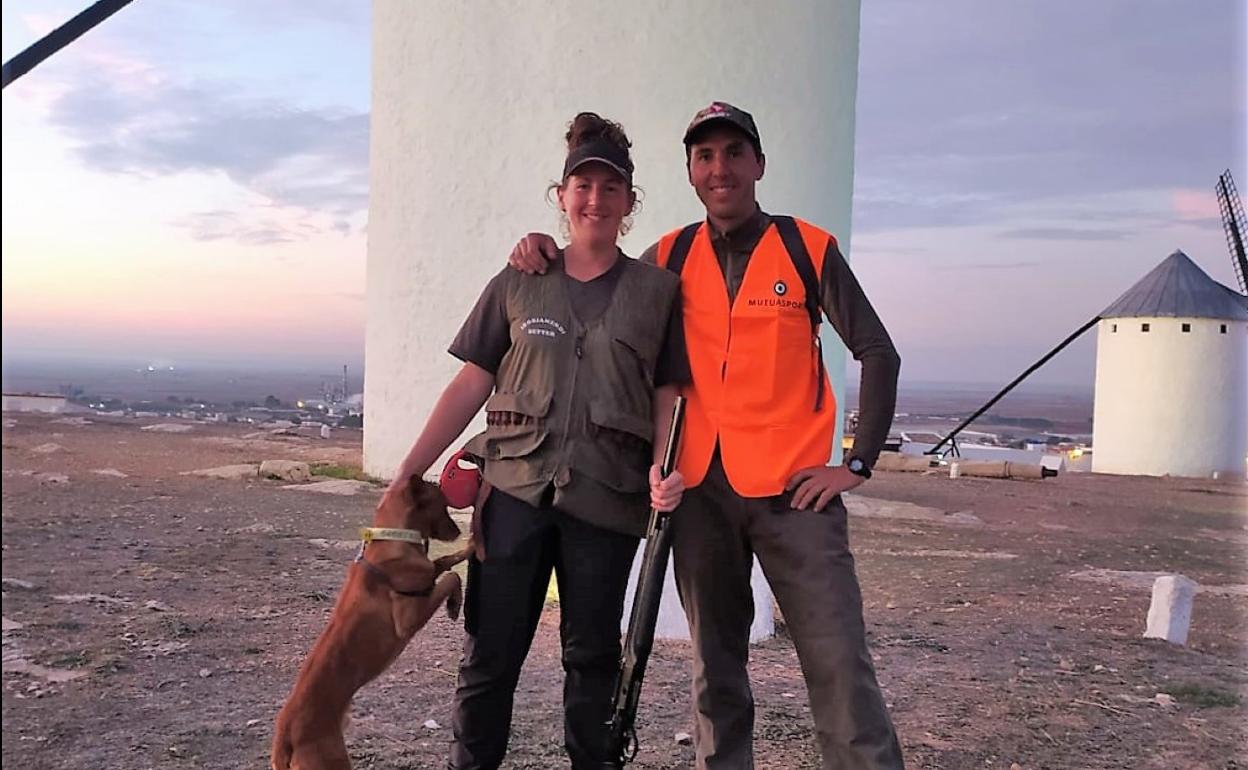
top-left (1, 1), bottom-right (1245, 386)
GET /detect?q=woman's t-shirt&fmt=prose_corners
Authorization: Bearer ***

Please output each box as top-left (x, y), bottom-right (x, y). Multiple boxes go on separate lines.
top-left (449, 257), bottom-right (690, 388)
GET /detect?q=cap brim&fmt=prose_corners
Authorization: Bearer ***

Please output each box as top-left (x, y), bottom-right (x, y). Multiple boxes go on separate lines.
top-left (564, 156), bottom-right (631, 180)
top-left (683, 116), bottom-right (757, 145)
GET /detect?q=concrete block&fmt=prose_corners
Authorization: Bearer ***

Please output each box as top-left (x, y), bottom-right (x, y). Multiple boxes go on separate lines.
top-left (1144, 574), bottom-right (1197, 645)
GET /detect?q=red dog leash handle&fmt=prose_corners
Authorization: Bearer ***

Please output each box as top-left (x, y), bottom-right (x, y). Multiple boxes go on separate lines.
top-left (438, 448), bottom-right (481, 509)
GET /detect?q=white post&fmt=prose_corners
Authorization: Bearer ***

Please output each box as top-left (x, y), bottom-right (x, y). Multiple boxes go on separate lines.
top-left (621, 549), bottom-right (774, 643)
top-left (1143, 574), bottom-right (1197, 645)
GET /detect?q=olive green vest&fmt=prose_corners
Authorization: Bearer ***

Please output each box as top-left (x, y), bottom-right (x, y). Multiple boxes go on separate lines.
top-left (464, 257), bottom-right (680, 537)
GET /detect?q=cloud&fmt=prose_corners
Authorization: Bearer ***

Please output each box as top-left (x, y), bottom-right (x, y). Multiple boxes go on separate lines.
top-left (997, 228), bottom-right (1127, 242)
top-left (853, 1), bottom-right (1246, 234)
top-left (174, 211), bottom-right (297, 246)
top-left (931, 260), bottom-right (1042, 271)
top-left (41, 72), bottom-right (366, 243)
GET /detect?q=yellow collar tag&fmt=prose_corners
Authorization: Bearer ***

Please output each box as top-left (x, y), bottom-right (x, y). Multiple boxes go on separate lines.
top-left (359, 527), bottom-right (425, 544)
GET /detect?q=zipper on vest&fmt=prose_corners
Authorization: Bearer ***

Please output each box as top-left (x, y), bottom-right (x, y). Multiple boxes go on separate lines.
top-left (557, 331), bottom-right (585, 476)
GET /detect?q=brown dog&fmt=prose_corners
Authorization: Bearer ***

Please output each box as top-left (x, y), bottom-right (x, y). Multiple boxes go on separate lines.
top-left (271, 478), bottom-right (471, 770)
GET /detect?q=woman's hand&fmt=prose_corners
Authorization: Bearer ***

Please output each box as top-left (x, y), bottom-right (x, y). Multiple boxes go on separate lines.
top-left (650, 465), bottom-right (685, 512)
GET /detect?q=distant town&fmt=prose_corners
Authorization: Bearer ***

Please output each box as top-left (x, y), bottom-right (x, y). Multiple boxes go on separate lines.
top-left (1, 360), bottom-right (364, 430)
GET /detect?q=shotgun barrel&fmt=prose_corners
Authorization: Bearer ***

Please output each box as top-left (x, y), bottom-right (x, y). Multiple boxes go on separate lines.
top-left (603, 395), bottom-right (686, 766)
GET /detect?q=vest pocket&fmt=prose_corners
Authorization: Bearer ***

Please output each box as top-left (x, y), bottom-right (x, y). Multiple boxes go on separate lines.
top-left (575, 400), bottom-right (652, 493)
top-left (481, 389), bottom-right (552, 460)
top-left (612, 334), bottom-right (657, 389)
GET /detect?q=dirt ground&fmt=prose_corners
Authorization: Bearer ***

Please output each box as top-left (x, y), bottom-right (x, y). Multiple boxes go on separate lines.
top-left (2, 413), bottom-right (1245, 769)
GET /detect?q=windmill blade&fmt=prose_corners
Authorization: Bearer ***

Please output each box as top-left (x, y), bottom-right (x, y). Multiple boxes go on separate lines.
top-left (1215, 170), bottom-right (1248, 295)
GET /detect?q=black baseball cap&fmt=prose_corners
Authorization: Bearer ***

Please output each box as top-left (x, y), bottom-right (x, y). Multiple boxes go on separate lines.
top-left (562, 138), bottom-right (634, 184)
top-left (682, 101), bottom-right (761, 148)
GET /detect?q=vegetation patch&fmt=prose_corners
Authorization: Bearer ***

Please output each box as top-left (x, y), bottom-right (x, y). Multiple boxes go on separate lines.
top-left (311, 463), bottom-right (376, 482)
top-left (1164, 682), bottom-right (1241, 709)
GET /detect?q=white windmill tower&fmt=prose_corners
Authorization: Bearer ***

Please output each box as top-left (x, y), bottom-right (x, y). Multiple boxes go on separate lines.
top-left (1091, 250), bottom-right (1248, 478)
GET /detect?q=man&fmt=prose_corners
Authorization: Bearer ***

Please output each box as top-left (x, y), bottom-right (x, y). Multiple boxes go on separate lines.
top-left (510, 102), bottom-right (904, 769)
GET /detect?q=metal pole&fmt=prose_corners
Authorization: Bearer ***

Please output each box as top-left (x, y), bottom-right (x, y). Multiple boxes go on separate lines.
top-left (927, 316), bottom-right (1101, 457)
top-left (2, 0), bottom-right (136, 89)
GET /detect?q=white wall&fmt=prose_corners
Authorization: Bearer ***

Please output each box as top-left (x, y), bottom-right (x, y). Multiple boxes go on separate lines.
top-left (366, 0), bottom-right (863, 478)
top-left (1093, 317), bottom-right (1248, 478)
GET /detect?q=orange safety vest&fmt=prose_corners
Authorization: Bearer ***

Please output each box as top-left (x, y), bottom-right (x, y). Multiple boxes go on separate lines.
top-left (657, 217), bottom-right (838, 497)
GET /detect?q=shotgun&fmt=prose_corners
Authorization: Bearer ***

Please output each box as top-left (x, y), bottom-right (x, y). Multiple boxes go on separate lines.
top-left (603, 395), bottom-right (686, 766)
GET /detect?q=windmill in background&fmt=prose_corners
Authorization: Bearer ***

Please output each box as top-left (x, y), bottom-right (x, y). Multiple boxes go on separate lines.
top-left (1216, 169), bottom-right (1248, 296)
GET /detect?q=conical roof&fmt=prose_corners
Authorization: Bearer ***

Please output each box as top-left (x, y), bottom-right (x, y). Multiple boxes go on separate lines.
top-left (1101, 250), bottom-right (1248, 321)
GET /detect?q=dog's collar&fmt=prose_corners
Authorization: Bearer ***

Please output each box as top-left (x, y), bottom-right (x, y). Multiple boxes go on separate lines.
top-left (359, 527), bottom-right (426, 546)
top-left (353, 527), bottom-right (433, 597)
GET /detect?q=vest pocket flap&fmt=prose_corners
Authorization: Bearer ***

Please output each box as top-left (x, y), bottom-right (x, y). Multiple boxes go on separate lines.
top-left (485, 389), bottom-right (553, 418)
top-left (589, 400), bottom-right (653, 443)
top-left (484, 431), bottom-right (547, 460)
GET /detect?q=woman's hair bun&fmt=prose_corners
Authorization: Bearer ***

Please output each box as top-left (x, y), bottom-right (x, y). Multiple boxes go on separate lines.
top-left (566, 112), bottom-right (632, 152)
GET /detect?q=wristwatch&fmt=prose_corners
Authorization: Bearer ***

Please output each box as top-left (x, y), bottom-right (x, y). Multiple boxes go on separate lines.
top-left (845, 456), bottom-right (872, 480)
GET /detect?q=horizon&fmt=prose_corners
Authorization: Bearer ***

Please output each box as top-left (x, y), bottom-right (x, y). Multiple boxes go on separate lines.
top-left (0, 352), bottom-right (1096, 397)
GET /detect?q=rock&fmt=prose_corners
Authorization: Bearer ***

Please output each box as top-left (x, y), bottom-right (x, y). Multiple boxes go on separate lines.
top-left (246, 719), bottom-right (261, 727)
top-left (259, 460), bottom-right (312, 482)
top-left (1152, 692), bottom-right (1176, 707)
top-left (35, 473), bottom-right (70, 485)
top-left (182, 464), bottom-right (259, 480)
top-left (145, 600), bottom-right (173, 612)
top-left (198, 668), bottom-right (212, 678)
top-left (30, 442), bottom-right (65, 454)
top-left (1, 578), bottom-right (36, 591)
top-left (307, 538), bottom-right (358, 551)
top-left (320, 424), bottom-right (332, 439)
top-left (282, 479), bottom-right (375, 496)
top-left (844, 494), bottom-right (983, 527)
top-left (3, 616), bottom-right (25, 632)
top-left (92, 468), bottom-right (128, 478)
top-left (231, 522), bottom-right (278, 535)
top-left (140, 423), bottom-right (194, 433)
top-left (54, 593), bottom-right (133, 606)
top-left (423, 719), bottom-right (441, 730)
top-left (674, 731), bottom-right (693, 745)
top-left (50, 417), bottom-right (91, 426)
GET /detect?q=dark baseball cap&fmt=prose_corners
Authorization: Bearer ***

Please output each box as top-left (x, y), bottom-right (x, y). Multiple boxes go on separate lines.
top-left (682, 101), bottom-right (761, 148)
top-left (562, 138), bottom-right (634, 184)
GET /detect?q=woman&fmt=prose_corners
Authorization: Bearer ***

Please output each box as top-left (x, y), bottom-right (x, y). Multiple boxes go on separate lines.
top-left (382, 112), bottom-right (688, 770)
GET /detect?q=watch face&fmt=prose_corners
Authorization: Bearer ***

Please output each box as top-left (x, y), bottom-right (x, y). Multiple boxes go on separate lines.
top-left (848, 458), bottom-right (864, 472)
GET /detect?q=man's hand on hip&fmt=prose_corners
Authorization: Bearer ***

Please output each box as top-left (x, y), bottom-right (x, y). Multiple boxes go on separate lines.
top-left (786, 464), bottom-right (863, 512)
top-left (508, 233), bottom-right (558, 274)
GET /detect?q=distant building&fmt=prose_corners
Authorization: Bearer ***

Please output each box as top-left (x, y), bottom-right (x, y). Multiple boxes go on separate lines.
top-left (1093, 251), bottom-right (1248, 478)
top-left (2, 393), bottom-right (67, 414)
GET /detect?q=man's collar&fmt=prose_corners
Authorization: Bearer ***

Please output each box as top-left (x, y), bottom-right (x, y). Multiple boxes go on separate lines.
top-left (707, 206), bottom-right (769, 248)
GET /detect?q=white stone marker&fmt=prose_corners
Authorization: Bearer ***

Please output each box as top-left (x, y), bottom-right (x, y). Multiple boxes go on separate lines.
top-left (1144, 574), bottom-right (1197, 645)
top-left (621, 548), bottom-right (774, 644)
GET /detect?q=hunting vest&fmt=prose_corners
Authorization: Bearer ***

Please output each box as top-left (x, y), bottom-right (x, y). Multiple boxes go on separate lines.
top-left (463, 257), bottom-right (680, 537)
top-left (656, 217), bottom-right (838, 497)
